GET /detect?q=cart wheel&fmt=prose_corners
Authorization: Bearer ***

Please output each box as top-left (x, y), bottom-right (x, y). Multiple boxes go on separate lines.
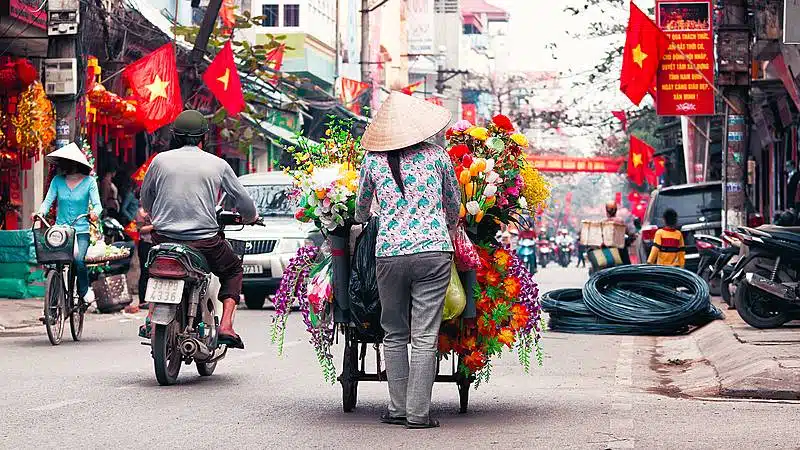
top-left (340, 330), bottom-right (359, 412)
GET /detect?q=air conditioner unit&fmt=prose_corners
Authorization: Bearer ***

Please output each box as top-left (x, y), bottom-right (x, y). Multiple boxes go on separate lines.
top-left (44, 58), bottom-right (78, 96)
top-left (47, 0), bottom-right (80, 36)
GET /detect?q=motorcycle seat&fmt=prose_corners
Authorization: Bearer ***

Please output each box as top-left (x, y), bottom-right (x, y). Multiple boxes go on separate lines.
top-left (763, 230), bottom-right (800, 245)
top-left (149, 243), bottom-right (211, 273)
top-left (758, 225), bottom-right (800, 234)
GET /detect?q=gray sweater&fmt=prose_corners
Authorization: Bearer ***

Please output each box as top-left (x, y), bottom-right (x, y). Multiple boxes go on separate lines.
top-left (141, 146), bottom-right (257, 240)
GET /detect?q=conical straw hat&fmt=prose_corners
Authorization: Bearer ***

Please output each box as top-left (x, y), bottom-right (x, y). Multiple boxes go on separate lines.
top-left (361, 91), bottom-right (452, 152)
top-left (46, 142), bottom-right (93, 171)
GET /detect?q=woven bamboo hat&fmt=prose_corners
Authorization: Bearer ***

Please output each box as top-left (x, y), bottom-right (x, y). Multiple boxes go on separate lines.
top-left (46, 143), bottom-right (93, 172)
top-left (361, 91), bottom-right (452, 152)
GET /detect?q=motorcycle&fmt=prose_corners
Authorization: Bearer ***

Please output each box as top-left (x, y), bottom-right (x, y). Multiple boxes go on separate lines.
top-left (518, 237), bottom-right (537, 275)
top-left (695, 233), bottom-right (739, 298)
top-left (730, 226), bottom-right (800, 328)
top-left (537, 239), bottom-right (552, 268)
top-left (557, 241), bottom-right (571, 267)
top-left (144, 204), bottom-right (259, 385)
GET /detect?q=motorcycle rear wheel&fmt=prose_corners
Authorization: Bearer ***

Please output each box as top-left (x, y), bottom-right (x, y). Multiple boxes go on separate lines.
top-left (734, 272), bottom-right (790, 329)
top-left (153, 321), bottom-right (182, 385)
top-left (699, 266), bottom-right (721, 297)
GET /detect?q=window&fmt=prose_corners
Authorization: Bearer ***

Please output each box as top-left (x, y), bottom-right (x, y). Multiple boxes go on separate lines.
top-left (284, 4), bottom-right (300, 27)
top-left (262, 4), bottom-right (279, 27)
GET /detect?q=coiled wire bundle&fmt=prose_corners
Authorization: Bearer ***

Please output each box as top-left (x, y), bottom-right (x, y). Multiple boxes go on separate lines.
top-left (543, 265), bottom-right (723, 335)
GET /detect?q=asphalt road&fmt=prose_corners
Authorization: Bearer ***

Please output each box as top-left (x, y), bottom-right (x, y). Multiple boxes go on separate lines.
top-left (1, 266), bottom-right (798, 449)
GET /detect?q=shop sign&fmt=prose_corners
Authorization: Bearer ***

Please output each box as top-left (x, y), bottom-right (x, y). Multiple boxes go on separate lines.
top-left (266, 108), bottom-right (298, 132)
top-left (406, 0), bottom-right (435, 54)
top-left (10, 0), bottom-right (47, 30)
top-left (655, 1), bottom-right (715, 116)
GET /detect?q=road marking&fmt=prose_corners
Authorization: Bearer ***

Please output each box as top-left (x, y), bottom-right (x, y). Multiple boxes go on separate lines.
top-left (607, 336), bottom-right (636, 449)
top-left (30, 399), bottom-right (86, 412)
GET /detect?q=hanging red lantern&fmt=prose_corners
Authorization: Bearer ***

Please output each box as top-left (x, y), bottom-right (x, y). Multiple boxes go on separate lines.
top-left (15, 59), bottom-right (38, 87)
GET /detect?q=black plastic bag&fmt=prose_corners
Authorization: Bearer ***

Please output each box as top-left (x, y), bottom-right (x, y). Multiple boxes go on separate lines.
top-left (348, 218), bottom-right (383, 339)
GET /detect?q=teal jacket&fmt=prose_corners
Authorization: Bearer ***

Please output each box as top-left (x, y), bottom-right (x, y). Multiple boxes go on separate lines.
top-left (39, 175), bottom-right (103, 234)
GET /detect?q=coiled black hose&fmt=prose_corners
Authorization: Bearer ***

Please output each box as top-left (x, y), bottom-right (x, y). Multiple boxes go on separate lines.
top-left (542, 266), bottom-right (723, 335)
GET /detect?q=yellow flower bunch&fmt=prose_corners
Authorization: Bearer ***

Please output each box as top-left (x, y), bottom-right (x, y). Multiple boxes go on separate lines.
top-left (520, 162), bottom-right (550, 210)
top-left (338, 163), bottom-right (358, 192)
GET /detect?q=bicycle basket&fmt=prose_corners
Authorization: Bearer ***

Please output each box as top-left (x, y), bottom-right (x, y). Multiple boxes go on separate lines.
top-left (33, 225), bottom-right (76, 264)
top-left (227, 239), bottom-right (246, 260)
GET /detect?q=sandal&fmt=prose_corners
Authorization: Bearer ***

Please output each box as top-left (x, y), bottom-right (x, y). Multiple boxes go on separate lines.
top-left (218, 332), bottom-right (245, 349)
top-left (380, 412), bottom-right (406, 426)
top-left (138, 317), bottom-right (152, 339)
top-left (406, 418), bottom-right (440, 429)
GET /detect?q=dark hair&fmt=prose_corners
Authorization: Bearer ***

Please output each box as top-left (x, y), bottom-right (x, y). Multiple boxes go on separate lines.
top-left (663, 208), bottom-right (678, 227)
top-left (174, 134), bottom-right (204, 148)
top-left (387, 150), bottom-right (405, 196)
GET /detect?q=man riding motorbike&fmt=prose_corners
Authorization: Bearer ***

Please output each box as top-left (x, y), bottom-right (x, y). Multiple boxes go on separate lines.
top-left (140, 110), bottom-right (258, 349)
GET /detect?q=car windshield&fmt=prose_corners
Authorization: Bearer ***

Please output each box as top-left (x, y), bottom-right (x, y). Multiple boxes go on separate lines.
top-left (654, 187), bottom-right (722, 226)
top-left (244, 184), bottom-right (293, 217)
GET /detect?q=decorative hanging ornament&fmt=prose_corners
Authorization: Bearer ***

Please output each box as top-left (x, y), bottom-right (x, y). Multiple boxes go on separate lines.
top-left (10, 81), bottom-right (55, 158)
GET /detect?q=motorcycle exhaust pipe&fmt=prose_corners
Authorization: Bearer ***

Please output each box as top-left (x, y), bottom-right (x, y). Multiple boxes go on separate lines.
top-left (180, 338), bottom-right (213, 361)
top-left (744, 273), bottom-right (798, 302)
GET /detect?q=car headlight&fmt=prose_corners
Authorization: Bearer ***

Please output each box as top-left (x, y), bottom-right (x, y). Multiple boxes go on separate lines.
top-left (45, 227), bottom-right (68, 248)
top-left (275, 238), bottom-right (307, 254)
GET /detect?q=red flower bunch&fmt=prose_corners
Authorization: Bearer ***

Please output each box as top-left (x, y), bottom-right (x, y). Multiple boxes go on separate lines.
top-left (492, 114), bottom-right (514, 132)
top-left (438, 245), bottom-right (542, 378)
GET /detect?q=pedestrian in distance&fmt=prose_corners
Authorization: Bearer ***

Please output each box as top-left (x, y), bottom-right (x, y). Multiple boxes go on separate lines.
top-left (35, 143), bottom-right (102, 303)
top-left (355, 91), bottom-right (461, 429)
top-left (100, 162), bottom-right (120, 219)
top-left (647, 208), bottom-right (685, 268)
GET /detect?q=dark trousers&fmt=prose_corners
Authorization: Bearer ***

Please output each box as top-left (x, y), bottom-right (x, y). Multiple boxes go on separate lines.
top-left (137, 240), bottom-right (153, 303)
top-left (152, 232), bottom-right (243, 303)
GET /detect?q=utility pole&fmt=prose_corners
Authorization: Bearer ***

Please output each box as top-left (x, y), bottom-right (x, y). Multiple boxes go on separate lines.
top-left (360, 0), bottom-right (370, 85)
top-left (717, 0), bottom-right (751, 229)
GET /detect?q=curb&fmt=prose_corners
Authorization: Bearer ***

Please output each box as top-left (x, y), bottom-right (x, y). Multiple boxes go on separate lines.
top-left (654, 318), bottom-right (800, 400)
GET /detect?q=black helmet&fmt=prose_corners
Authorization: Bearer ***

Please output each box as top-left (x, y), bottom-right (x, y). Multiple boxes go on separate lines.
top-left (172, 110), bottom-right (209, 137)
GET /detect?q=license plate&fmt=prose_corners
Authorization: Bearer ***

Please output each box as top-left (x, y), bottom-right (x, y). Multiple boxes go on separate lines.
top-left (145, 278), bottom-right (185, 304)
top-left (243, 264), bottom-right (263, 275)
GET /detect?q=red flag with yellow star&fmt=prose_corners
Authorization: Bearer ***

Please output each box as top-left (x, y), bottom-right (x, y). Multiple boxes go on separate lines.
top-left (628, 135), bottom-right (652, 185)
top-left (203, 41), bottom-right (245, 116)
top-left (620, 2), bottom-right (669, 106)
top-left (123, 43), bottom-right (183, 133)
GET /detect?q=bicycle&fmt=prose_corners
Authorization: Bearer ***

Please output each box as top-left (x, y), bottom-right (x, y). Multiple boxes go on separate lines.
top-left (32, 213), bottom-right (92, 345)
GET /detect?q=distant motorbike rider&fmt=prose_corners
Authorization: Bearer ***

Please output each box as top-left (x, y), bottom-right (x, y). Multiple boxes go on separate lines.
top-left (140, 110), bottom-right (258, 349)
top-left (604, 201), bottom-right (637, 265)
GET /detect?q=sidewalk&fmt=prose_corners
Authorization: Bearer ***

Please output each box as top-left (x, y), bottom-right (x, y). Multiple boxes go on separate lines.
top-left (653, 299), bottom-right (800, 400)
top-left (0, 298), bottom-right (45, 330)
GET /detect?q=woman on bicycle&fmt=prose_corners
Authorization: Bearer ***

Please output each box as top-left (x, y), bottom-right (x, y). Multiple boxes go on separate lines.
top-left (36, 143), bottom-right (102, 303)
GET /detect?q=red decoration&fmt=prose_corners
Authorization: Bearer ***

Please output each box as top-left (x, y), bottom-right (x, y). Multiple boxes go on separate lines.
top-left (123, 43), bottom-right (183, 133)
top-left (203, 41), bottom-right (246, 115)
top-left (627, 135), bottom-right (653, 185)
top-left (527, 155), bottom-right (625, 173)
top-left (400, 81), bottom-right (423, 95)
top-left (620, 2), bottom-right (669, 106)
top-left (462, 103), bottom-right (477, 124)
top-left (612, 110), bottom-right (628, 131)
top-left (337, 77), bottom-right (370, 113)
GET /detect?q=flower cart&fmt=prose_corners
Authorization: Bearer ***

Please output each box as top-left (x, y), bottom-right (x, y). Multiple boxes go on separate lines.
top-left (271, 115), bottom-right (550, 414)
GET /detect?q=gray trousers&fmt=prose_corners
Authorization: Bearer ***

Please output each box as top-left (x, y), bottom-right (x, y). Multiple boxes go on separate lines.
top-left (376, 251), bottom-right (452, 423)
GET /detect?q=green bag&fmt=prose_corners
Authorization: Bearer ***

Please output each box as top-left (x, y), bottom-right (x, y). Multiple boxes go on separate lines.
top-left (442, 263), bottom-right (466, 321)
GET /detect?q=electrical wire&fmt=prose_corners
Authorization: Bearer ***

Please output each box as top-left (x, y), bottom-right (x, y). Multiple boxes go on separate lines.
top-left (542, 266), bottom-right (724, 335)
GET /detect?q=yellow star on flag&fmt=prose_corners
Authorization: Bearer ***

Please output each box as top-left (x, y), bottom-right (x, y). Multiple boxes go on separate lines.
top-left (144, 74), bottom-right (170, 102)
top-left (632, 44), bottom-right (648, 68)
top-left (632, 152), bottom-right (643, 167)
top-left (217, 68), bottom-right (230, 91)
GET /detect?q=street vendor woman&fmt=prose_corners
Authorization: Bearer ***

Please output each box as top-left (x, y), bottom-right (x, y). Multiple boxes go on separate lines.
top-left (36, 142), bottom-right (102, 303)
top-left (355, 91), bottom-right (461, 429)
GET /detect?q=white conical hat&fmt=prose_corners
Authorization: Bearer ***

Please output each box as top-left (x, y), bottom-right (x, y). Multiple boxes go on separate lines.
top-left (361, 91), bottom-right (452, 152)
top-left (46, 143), bottom-right (93, 171)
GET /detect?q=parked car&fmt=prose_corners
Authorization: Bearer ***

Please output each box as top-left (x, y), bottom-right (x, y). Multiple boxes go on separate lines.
top-left (224, 172), bottom-right (322, 310)
top-left (635, 181), bottom-right (722, 273)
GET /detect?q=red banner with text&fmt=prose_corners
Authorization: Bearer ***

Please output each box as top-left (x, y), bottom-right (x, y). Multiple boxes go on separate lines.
top-left (655, 0), bottom-right (715, 116)
top-left (527, 155), bottom-right (625, 173)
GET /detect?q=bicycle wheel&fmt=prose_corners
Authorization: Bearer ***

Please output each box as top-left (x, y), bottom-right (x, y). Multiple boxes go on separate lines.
top-left (68, 265), bottom-right (84, 341)
top-left (44, 270), bottom-right (65, 346)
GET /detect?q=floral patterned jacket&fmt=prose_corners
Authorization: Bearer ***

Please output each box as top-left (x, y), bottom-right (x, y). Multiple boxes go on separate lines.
top-left (355, 142), bottom-right (461, 257)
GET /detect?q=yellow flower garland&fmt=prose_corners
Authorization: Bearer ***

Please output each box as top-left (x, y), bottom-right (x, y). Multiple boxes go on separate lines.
top-left (520, 162), bottom-right (550, 210)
